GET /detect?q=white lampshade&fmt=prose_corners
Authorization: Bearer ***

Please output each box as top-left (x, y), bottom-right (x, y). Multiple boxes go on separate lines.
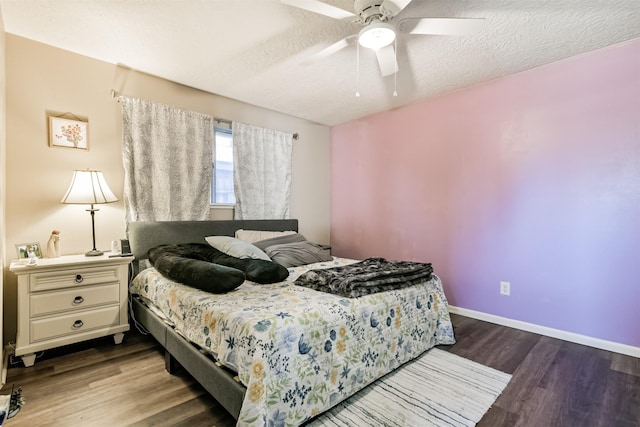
top-left (61, 170), bottom-right (118, 205)
top-left (358, 22), bottom-right (396, 50)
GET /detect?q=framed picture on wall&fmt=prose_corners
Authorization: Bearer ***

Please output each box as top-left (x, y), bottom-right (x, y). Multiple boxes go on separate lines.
top-left (49, 116), bottom-right (89, 150)
top-left (15, 242), bottom-right (43, 259)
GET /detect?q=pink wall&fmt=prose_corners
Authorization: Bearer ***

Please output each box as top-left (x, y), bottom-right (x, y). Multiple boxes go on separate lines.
top-left (331, 39), bottom-right (640, 348)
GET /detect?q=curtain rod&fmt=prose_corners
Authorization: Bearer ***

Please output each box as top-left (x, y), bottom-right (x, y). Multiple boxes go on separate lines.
top-left (214, 117), bottom-right (232, 125)
top-left (215, 117), bottom-right (299, 140)
top-left (111, 90), bottom-right (299, 140)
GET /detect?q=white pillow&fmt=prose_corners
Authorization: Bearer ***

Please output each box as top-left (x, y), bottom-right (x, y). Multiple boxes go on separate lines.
top-left (204, 235), bottom-right (271, 261)
top-left (235, 229), bottom-right (297, 244)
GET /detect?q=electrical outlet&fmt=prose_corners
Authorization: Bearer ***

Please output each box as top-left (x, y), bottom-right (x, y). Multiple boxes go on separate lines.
top-left (500, 281), bottom-right (511, 296)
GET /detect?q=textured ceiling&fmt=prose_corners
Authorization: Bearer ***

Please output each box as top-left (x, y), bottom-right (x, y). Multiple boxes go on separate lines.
top-left (1, 0), bottom-right (639, 126)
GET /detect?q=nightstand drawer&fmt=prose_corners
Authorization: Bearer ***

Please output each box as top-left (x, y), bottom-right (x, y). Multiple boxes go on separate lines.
top-left (30, 283), bottom-right (120, 317)
top-left (30, 266), bottom-right (119, 292)
top-left (30, 305), bottom-right (120, 342)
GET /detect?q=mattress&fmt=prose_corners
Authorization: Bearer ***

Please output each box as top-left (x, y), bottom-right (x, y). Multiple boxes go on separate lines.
top-left (130, 257), bottom-right (455, 426)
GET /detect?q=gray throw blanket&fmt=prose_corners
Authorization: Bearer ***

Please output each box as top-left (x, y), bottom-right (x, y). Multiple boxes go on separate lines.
top-left (294, 257), bottom-right (433, 298)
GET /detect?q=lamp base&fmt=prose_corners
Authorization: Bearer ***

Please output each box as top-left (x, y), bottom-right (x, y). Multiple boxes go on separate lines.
top-left (85, 249), bottom-right (104, 257)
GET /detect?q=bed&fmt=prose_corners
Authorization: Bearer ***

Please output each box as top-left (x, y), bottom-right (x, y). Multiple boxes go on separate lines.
top-left (128, 219), bottom-right (455, 426)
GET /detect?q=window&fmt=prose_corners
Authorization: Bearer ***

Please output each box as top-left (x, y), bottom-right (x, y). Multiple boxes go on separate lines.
top-left (211, 127), bottom-right (236, 204)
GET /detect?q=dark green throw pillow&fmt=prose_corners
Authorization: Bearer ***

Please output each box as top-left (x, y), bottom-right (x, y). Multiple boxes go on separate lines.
top-left (150, 253), bottom-right (245, 294)
top-left (148, 243), bottom-right (289, 293)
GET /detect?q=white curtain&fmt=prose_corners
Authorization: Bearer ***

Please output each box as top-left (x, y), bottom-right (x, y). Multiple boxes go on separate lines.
top-left (232, 122), bottom-right (293, 219)
top-left (121, 96), bottom-right (214, 222)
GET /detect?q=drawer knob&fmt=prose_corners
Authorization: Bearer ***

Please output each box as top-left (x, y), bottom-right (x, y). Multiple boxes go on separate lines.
top-left (72, 320), bottom-right (84, 329)
top-left (74, 274), bottom-right (84, 283)
top-left (73, 296), bottom-right (84, 305)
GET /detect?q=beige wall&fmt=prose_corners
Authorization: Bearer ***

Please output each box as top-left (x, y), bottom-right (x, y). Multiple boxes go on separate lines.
top-left (0, 7), bottom-right (6, 370)
top-left (3, 34), bottom-right (330, 343)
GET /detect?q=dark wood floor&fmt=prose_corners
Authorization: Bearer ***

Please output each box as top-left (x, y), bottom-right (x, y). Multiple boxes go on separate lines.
top-left (2, 314), bottom-right (638, 426)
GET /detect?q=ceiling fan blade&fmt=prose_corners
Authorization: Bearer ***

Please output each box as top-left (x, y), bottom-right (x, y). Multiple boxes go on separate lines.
top-left (300, 36), bottom-right (354, 66)
top-left (281, 0), bottom-right (356, 21)
top-left (399, 18), bottom-right (485, 36)
top-left (381, 0), bottom-right (414, 17)
top-left (375, 44), bottom-right (399, 77)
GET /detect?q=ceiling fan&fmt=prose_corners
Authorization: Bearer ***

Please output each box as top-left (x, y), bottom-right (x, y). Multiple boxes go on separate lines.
top-left (282, 0), bottom-right (485, 77)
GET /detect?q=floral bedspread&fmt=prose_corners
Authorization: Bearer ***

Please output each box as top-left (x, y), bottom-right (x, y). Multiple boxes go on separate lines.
top-left (130, 258), bottom-right (455, 426)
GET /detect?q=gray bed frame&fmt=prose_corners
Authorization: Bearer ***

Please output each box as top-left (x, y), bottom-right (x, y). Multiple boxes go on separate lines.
top-left (128, 219), bottom-right (299, 419)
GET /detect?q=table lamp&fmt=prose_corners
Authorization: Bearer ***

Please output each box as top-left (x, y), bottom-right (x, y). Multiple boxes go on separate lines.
top-left (61, 170), bottom-right (118, 256)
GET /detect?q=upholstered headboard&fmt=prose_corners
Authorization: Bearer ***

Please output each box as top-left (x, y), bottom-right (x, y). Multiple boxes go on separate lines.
top-left (127, 219), bottom-right (299, 274)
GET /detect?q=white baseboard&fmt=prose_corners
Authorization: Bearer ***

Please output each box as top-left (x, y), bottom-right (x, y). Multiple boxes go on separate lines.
top-left (448, 306), bottom-right (640, 359)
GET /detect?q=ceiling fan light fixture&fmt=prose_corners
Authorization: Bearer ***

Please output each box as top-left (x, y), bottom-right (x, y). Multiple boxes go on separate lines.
top-left (358, 21), bottom-right (396, 50)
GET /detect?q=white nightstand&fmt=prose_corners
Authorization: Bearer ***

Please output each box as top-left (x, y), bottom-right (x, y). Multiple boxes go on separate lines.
top-left (9, 254), bottom-right (133, 367)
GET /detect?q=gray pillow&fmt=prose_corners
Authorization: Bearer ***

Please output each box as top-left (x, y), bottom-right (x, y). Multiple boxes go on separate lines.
top-left (254, 233), bottom-right (307, 251)
top-left (265, 241), bottom-right (333, 268)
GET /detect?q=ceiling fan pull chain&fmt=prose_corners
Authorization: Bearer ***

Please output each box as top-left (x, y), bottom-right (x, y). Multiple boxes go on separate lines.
top-left (393, 37), bottom-right (398, 97)
top-left (355, 42), bottom-right (361, 97)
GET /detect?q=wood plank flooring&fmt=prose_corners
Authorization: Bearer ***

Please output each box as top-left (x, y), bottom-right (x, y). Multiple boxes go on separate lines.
top-left (1, 314), bottom-right (638, 427)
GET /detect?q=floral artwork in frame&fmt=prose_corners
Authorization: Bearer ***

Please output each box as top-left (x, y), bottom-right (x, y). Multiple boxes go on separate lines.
top-left (49, 116), bottom-right (89, 150)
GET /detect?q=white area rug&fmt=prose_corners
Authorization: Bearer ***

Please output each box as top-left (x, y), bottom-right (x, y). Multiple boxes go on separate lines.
top-left (308, 348), bottom-right (511, 427)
